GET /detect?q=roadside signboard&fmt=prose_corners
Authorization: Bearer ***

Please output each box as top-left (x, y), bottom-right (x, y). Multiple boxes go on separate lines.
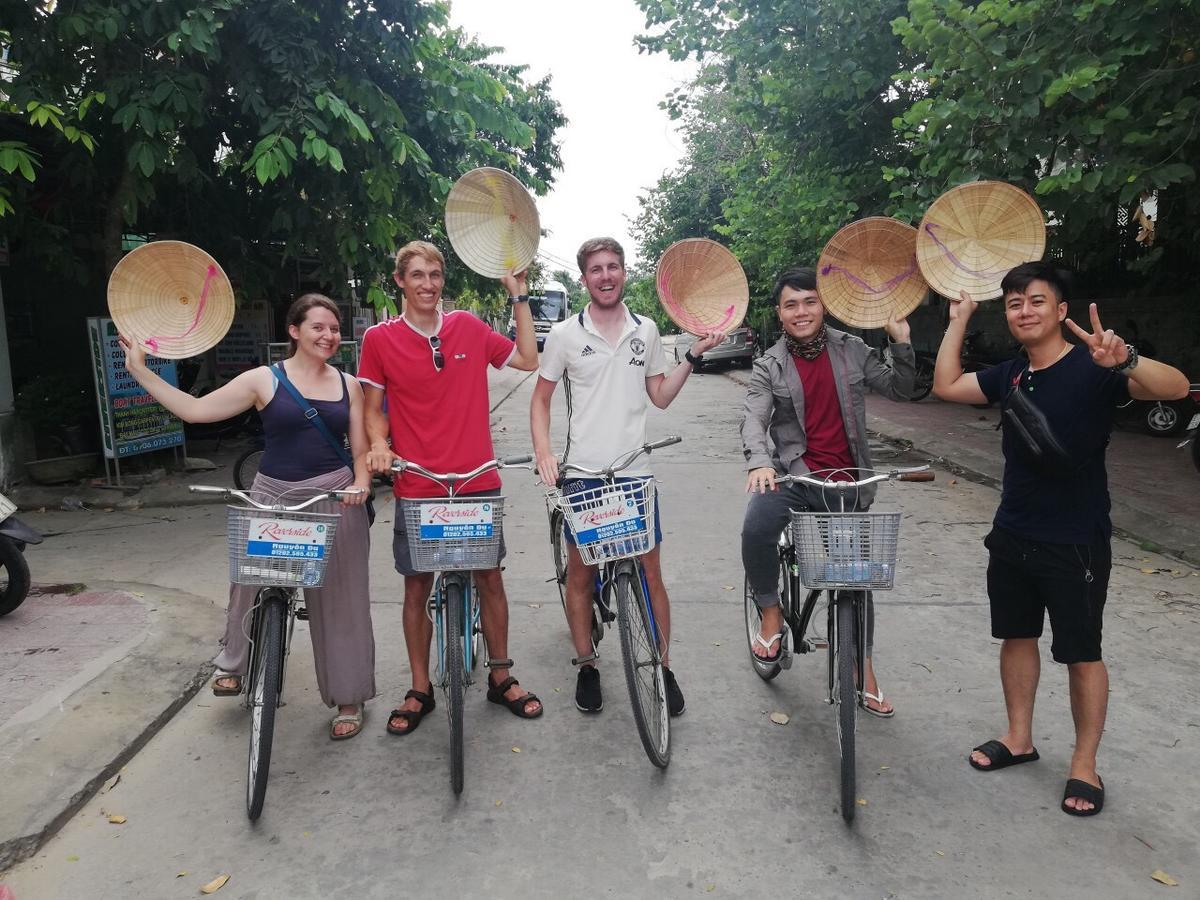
top-left (87, 317), bottom-right (184, 461)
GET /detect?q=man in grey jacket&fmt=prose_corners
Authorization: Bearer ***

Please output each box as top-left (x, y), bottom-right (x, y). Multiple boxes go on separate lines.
top-left (741, 266), bottom-right (915, 715)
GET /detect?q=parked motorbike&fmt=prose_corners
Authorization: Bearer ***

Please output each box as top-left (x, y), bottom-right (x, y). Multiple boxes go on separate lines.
top-left (0, 492), bottom-right (44, 617)
top-left (1175, 383), bottom-right (1200, 473)
top-left (1116, 394), bottom-right (1195, 437)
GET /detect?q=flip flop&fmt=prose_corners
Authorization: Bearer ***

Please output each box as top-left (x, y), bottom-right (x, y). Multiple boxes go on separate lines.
top-left (969, 739), bottom-right (1040, 771)
top-left (330, 704), bottom-right (364, 741)
top-left (1061, 777), bottom-right (1104, 817)
top-left (752, 631), bottom-right (785, 663)
top-left (386, 689), bottom-right (435, 736)
top-left (212, 671), bottom-right (242, 696)
top-left (862, 688), bottom-right (895, 719)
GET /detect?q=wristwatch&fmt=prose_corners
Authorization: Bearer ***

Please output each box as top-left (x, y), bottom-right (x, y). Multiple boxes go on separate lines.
top-left (508, 294), bottom-right (530, 304)
top-left (1113, 343), bottom-right (1139, 373)
top-left (684, 348), bottom-right (703, 365)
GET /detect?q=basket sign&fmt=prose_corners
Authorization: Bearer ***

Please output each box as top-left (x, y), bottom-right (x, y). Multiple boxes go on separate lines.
top-left (246, 517), bottom-right (329, 560)
top-left (418, 502), bottom-right (494, 539)
top-left (569, 498), bottom-right (645, 546)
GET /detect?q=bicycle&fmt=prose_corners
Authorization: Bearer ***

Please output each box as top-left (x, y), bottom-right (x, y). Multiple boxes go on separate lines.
top-left (546, 436), bottom-right (681, 769)
top-left (741, 465), bottom-right (933, 822)
top-left (189, 483), bottom-right (362, 821)
top-left (392, 454), bottom-right (532, 795)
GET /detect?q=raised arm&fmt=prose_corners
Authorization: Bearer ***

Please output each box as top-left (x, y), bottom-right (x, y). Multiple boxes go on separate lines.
top-left (1065, 303), bottom-right (1189, 400)
top-left (862, 311), bottom-right (916, 400)
top-left (644, 330), bottom-right (724, 409)
top-left (530, 375), bottom-right (559, 485)
top-left (502, 268), bottom-right (538, 372)
top-left (932, 292), bottom-right (988, 405)
top-left (119, 334), bottom-right (264, 422)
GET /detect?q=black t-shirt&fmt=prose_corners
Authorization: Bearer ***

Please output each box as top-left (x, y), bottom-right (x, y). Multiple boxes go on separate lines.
top-left (977, 344), bottom-right (1130, 544)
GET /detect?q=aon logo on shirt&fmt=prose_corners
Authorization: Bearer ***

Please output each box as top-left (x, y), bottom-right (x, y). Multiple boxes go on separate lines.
top-left (628, 357), bottom-right (645, 367)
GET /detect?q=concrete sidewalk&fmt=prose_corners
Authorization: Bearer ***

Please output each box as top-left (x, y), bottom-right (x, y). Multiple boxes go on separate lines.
top-left (725, 369), bottom-right (1200, 564)
top-left (0, 365), bottom-right (535, 871)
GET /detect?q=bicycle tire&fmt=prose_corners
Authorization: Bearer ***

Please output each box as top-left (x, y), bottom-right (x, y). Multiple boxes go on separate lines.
top-left (552, 508), bottom-right (604, 646)
top-left (246, 592), bottom-right (286, 821)
top-left (444, 581), bottom-right (466, 795)
top-left (743, 571), bottom-right (782, 681)
top-left (834, 593), bottom-right (858, 823)
top-left (616, 569), bottom-right (670, 769)
top-left (233, 447), bottom-right (265, 491)
top-left (908, 355), bottom-right (935, 402)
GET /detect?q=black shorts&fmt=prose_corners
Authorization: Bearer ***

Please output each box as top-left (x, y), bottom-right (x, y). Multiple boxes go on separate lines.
top-left (984, 526), bottom-right (1111, 664)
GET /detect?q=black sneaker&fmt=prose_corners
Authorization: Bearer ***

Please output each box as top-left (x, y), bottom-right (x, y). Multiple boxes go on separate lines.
top-left (575, 664), bottom-right (602, 713)
top-left (663, 666), bottom-right (685, 717)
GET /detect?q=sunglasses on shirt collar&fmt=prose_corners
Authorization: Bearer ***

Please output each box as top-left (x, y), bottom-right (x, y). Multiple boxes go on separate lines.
top-left (428, 335), bottom-right (444, 371)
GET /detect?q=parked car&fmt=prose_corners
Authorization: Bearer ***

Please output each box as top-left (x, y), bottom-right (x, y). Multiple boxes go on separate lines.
top-left (673, 327), bottom-right (760, 370)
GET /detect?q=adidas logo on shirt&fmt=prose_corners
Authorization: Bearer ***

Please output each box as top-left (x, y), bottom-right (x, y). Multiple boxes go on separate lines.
top-left (580, 345), bottom-right (596, 357)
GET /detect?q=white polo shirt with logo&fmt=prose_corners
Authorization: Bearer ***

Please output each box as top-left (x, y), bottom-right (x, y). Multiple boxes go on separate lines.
top-left (539, 304), bottom-right (670, 476)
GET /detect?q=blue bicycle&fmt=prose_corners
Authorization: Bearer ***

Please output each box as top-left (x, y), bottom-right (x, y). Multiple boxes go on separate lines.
top-left (393, 455), bottom-right (532, 794)
top-left (547, 437), bottom-right (681, 769)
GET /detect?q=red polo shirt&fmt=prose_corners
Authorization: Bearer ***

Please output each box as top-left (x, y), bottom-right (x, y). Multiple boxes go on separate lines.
top-left (792, 351), bottom-right (855, 477)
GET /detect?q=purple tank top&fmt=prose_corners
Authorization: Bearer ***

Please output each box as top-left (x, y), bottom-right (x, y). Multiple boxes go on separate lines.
top-left (257, 368), bottom-right (350, 481)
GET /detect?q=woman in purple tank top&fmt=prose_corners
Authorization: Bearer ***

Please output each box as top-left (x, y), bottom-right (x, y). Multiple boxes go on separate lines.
top-left (120, 295), bottom-right (375, 740)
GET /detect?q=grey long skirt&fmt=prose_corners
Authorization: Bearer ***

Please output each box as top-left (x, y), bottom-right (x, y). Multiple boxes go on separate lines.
top-left (213, 466), bottom-right (376, 707)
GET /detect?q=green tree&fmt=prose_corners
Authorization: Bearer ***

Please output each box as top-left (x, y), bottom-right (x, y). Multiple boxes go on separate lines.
top-left (0, 0), bottom-right (564, 309)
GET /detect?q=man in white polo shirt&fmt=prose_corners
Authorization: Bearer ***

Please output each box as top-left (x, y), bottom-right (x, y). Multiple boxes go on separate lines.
top-left (530, 236), bottom-right (723, 715)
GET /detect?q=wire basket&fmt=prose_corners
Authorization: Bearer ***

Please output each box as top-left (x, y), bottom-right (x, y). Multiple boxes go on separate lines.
top-left (790, 511), bottom-right (902, 590)
top-left (552, 479), bottom-right (657, 566)
top-left (401, 496), bottom-right (504, 572)
top-left (226, 506), bottom-right (341, 588)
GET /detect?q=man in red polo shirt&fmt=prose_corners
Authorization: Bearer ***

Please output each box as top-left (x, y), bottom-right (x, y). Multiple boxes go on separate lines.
top-left (360, 240), bottom-right (542, 735)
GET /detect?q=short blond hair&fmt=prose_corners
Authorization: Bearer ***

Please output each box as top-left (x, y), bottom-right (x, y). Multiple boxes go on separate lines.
top-left (394, 241), bottom-right (445, 278)
top-left (576, 237), bottom-right (625, 273)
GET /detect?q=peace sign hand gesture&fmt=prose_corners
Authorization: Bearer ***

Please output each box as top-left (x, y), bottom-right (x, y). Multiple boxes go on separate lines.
top-left (1065, 303), bottom-right (1129, 369)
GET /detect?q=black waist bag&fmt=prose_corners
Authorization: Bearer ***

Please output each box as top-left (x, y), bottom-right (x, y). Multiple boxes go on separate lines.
top-left (1000, 369), bottom-right (1076, 476)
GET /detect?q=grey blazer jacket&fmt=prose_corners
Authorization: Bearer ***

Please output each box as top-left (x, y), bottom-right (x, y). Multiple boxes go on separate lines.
top-left (740, 327), bottom-right (915, 505)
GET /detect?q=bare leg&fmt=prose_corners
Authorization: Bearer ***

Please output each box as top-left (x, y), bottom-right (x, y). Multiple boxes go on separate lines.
top-left (387, 573), bottom-right (434, 733)
top-left (565, 543), bottom-right (599, 662)
top-left (971, 637), bottom-right (1039, 767)
top-left (639, 545), bottom-right (671, 668)
top-left (1064, 659), bottom-right (1108, 811)
top-left (474, 567), bottom-right (540, 715)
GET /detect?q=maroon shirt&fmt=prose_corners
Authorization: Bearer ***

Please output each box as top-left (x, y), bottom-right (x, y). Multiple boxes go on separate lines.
top-left (792, 351), bottom-right (855, 478)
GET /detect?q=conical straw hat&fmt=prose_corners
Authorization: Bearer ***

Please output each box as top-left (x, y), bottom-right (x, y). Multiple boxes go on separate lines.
top-left (655, 238), bottom-right (749, 336)
top-left (816, 218), bottom-right (928, 329)
top-left (107, 241), bottom-right (235, 359)
top-left (916, 181), bottom-right (1046, 301)
top-left (445, 167), bottom-right (540, 278)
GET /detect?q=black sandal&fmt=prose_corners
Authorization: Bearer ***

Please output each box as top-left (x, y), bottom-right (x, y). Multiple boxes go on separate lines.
top-left (1061, 777), bottom-right (1104, 817)
top-left (386, 688), bottom-right (436, 736)
top-left (487, 675), bottom-right (543, 719)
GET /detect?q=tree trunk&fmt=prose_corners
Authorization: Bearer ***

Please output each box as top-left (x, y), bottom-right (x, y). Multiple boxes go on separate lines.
top-left (102, 162), bottom-right (135, 278)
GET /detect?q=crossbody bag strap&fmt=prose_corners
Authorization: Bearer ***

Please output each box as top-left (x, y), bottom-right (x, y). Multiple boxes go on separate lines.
top-left (272, 363), bottom-right (354, 470)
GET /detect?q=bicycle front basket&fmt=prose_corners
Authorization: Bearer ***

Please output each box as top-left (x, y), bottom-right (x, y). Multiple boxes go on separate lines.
top-left (401, 495), bottom-right (505, 572)
top-left (789, 510), bottom-right (901, 590)
top-left (553, 479), bottom-right (657, 566)
top-left (226, 506), bottom-right (341, 588)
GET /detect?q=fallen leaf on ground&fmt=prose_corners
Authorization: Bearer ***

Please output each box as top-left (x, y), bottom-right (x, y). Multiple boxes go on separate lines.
top-left (706, 886), bottom-right (716, 893)
top-left (1140, 568), bottom-right (1158, 575)
top-left (856, 798), bottom-right (867, 806)
top-left (1150, 870), bottom-right (1179, 886)
top-left (495, 800), bottom-right (502, 807)
top-left (712, 641), bottom-right (722, 647)
top-left (100, 774), bottom-right (121, 794)
top-left (66, 855), bottom-right (79, 862)
top-left (177, 872), bottom-right (188, 878)
top-left (949, 479), bottom-right (958, 485)
top-left (107, 815), bottom-right (126, 825)
top-left (935, 850), bottom-right (945, 857)
top-left (879, 765), bottom-right (890, 770)
top-left (723, 585), bottom-right (735, 591)
top-left (511, 746), bottom-right (521, 753)
top-left (553, 687), bottom-right (561, 693)
top-left (769, 712), bottom-right (790, 725)
top-left (200, 874), bottom-right (230, 894)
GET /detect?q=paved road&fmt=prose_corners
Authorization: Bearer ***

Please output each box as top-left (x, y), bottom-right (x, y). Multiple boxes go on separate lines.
top-left (3, 366), bottom-right (1199, 898)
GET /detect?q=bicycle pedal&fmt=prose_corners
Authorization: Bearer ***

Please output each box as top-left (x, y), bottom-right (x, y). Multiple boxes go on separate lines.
top-left (295, 607), bottom-right (309, 621)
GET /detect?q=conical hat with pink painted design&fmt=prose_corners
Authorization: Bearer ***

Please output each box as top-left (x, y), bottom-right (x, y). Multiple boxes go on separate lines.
top-left (916, 181), bottom-right (1046, 301)
top-left (816, 217), bottom-right (928, 329)
top-left (445, 167), bottom-right (540, 278)
top-left (107, 240), bottom-right (235, 359)
top-left (655, 239), bottom-right (749, 336)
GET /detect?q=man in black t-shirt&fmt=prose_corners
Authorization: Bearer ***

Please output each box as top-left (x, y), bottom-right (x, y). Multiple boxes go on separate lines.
top-left (933, 261), bottom-right (1188, 817)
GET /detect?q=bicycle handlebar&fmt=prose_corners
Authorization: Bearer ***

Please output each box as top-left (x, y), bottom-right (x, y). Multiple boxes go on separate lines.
top-left (188, 484), bottom-right (364, 511)
top-left (390, 454), bottom-right (533, 493)
top-left (559, 436), bottom-right (682, 480)
top-left (774, 465), bottom-right (934, 490)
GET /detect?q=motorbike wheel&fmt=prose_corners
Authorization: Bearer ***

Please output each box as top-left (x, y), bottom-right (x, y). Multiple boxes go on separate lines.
top-left (1145, 401), bottom-right (1186, 436)
top-left (0, 536), bottom-right (32, 617)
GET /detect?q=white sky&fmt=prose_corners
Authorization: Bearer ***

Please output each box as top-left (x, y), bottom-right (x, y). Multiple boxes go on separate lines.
top-left (447, 0), bottom-right (696, 273)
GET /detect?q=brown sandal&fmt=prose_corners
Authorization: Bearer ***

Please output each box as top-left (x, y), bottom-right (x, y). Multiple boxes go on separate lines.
top-left (487, 675), bottom-right (543, 719)
top-left (386, 689), bottom-right (435, 735)
top-left (212, 672), bottom-right (242, 696)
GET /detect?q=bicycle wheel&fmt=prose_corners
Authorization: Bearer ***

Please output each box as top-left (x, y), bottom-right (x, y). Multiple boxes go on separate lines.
top-left (550, 508), bottom-right (568, 606)
top-left (443, 581), bottom-right (466, 795)
top-left (908, 355), bottom-right (934, 402)
top-left (246, 591), bottom-right (286, 821)
top-left (616, 569), bottom-right (670, 768)
top-left (233, 446), bottom-right (265, 491)
top-left (833, 593), bottom-right (858, 823)
top-left (743, 571), bottom-right (782, 681)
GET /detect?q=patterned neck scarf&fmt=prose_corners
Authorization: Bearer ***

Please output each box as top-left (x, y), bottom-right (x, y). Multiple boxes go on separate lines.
top-left (785, 324), bottom-right (828, 361)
